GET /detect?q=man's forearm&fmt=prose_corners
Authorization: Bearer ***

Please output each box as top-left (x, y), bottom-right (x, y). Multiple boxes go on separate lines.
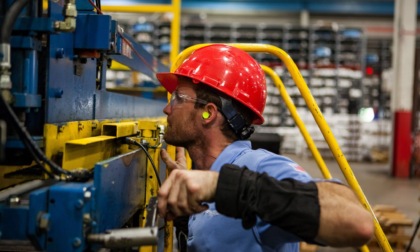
top-left (215, 164), bottom-right (320, 242)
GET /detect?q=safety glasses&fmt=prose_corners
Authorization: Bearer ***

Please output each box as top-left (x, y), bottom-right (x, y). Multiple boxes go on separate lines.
top-left (170, 90), bottom-right (208, 107)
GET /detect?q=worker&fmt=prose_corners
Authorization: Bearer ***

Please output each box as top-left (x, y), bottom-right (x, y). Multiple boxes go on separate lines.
top-left (156, 44), bottom-right (374, 251)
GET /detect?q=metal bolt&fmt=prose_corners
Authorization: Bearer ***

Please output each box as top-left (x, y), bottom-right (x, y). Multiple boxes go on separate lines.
top-left (72, 237), bottom-right (82, 247)
top-left (54, 89), bottom-right (64, 98)
top-left (84, 191), bottom-right (91, 199)
top-left (38, 213), bottom-right (50, 230)
top-left (58, 125), bottom-right (65, 133)
top-left (55, 48), bottom-right (65, 58)
top-left (75, 199), bottom-right (84, 209)
top-left (9, 196), bottom-right (20, 205)
top-left (83, 213), bottom-right (92, 224)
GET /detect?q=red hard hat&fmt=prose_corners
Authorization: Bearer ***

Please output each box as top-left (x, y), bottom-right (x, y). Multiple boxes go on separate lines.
top-left (156, 44), bottom-right (266, 124)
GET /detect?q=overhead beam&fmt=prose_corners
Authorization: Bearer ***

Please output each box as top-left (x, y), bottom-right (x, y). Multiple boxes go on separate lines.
top-left (101, 0), bottom-right (418, 16)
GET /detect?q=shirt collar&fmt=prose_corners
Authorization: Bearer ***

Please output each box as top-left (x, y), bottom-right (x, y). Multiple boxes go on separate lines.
top-left (210, 140), bottom-right (251, 172)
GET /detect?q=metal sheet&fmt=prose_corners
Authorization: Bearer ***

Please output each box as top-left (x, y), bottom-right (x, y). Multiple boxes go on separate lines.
top-left (92, 149), bottom-right (147, 233)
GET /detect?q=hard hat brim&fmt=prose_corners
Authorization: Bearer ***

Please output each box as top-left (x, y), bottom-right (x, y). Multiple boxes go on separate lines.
top-left (156, 72), bottom-right (178, 93)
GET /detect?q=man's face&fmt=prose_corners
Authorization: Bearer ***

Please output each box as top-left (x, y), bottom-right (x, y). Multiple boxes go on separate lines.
top-left (162, 81), bottom-right (204, 147)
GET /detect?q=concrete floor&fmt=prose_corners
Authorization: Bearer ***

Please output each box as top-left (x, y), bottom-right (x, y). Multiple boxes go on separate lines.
top-left (287, 154), bottom-right (420, 252)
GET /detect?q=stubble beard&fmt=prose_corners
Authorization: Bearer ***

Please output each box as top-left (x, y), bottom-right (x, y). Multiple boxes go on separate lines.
top-left (163, 124), bottom-right (192, 147)
top-left (164, 115), bottom-right (198, 148)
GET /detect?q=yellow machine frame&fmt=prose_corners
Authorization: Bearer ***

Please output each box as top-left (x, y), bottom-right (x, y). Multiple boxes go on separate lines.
top-left (170, 43), bottom-right (393, 252)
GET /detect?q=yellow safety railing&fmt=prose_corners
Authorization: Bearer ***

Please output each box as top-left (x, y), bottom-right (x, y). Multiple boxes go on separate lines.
top-left (261, 65), bottom-right (369, 252)
top-left (261, 65), bottom-right (333, 180)
top-left (102, 0), bottom-right (181, 65)
top-left (170, 43), bottom-right (392, 252)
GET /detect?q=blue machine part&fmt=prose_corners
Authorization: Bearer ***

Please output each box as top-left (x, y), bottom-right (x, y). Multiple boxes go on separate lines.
top-left (6, 1), bottom-right (169, 124)
top-left (43, 1), bottom-right (168, 123)
top-left (1, 1), bottom-right (163, 250)
top-left (37, 182), bottom-right (93, 252)
top-left (0, 148), bottom-right (148, 252)
top-left (10, 36), bottom-right (42, 108)
top-left (92, 148), bottom-right (147, 233)
top-left (74, 14), bottom-right (112, 50)
top-left (13, 17), bottom-right (57, 33)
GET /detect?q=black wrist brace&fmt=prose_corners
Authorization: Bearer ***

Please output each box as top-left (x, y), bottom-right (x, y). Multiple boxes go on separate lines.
top-left (215, 164), bottom-right (320, 242)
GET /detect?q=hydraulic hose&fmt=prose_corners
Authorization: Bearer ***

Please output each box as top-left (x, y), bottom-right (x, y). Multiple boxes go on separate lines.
top-left (0, 94), bottom-right (92, 181)
top-left (0, 95), bottom-right (69, 178)
top-left (0, 0), bottom-right (30, 43)
top-left (1, 0), bottom-right (30, 86)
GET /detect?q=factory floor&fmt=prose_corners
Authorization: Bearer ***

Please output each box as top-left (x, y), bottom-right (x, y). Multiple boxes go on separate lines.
top-left (286, 153), bottom-right (420, 252)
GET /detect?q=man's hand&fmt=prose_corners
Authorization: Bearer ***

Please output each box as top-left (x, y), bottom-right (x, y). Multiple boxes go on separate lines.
top-left (160, 147), bottom-right (187, 172)
top-left (157, 169), bottom-right (219, 220)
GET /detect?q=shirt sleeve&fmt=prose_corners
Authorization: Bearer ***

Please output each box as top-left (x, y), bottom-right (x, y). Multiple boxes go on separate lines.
top-left (214, 164), bottom-right (244, 218)
top-left (215, 164), bottom-right (321, 243)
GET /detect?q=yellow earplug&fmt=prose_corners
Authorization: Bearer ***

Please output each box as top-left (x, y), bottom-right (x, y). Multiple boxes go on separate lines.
top-left (202, 111), bottom-right (210, 119)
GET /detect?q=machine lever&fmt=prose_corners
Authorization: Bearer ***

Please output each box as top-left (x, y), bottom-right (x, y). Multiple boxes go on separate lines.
top-left (87, 197), bottom-right (159, 249)
top-left (87, 226), bottom-right (158, 249)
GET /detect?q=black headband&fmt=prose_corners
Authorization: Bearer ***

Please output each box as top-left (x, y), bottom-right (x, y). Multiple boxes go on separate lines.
top-left (219, 96), bottom-right (254, 140)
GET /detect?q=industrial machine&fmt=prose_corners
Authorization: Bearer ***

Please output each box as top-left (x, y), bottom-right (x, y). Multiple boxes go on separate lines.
top-left (0, 0), bottom-right (170, 251)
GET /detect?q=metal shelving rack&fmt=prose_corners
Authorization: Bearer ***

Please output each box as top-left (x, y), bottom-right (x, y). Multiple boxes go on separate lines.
top-left (179, 22), bottom-right (365, 129)
top-left (116, 18), bottom-right (366, 132)
top-left (364, 38), bottom-right (392, 119)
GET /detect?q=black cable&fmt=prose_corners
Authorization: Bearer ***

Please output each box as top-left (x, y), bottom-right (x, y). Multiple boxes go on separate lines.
top-left (125, 138), bottom-right (162, 187)
top-left (0, 94), bottom-right (93, 181)
top-left (88, 0), bottom-right (102, 14)
top-left (2, 99), bottom-right (93, 180)
top-left (405, 217), bottom-right (420, 252)
top-left (0, 96), bottom-right (72, 177)
top-left (20, 134), bottom-right (55, 179)
top-left (0, 0), bottom-right (29, 43)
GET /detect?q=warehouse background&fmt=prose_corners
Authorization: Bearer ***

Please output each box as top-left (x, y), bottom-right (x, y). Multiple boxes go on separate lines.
top-left (104, 0), bottom-right (415, 165)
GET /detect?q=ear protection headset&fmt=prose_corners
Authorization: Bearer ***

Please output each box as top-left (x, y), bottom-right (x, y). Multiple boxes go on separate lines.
top-left (202, 111), bottom-right (210, 119)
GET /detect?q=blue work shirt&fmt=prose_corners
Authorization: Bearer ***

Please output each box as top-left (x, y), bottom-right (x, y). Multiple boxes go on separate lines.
top-left (187, 140), bottom-right (314, 252)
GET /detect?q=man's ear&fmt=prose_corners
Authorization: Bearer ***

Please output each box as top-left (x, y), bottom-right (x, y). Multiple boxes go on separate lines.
top-left (202, 103), bottom-right (218, 120)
